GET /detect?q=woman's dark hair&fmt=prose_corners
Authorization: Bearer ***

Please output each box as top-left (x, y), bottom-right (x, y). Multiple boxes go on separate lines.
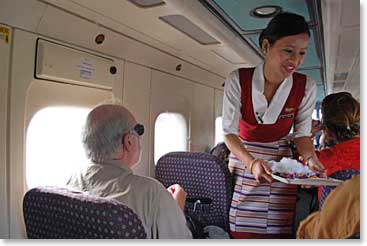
top-left (321, 92), bottom-right (360, 142)
top-left (259, 12), bottom-right (310, 48)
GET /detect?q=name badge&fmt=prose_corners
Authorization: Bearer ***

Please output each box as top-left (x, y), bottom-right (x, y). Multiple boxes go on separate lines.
top-left (279, 113), bottom-right (294, 119)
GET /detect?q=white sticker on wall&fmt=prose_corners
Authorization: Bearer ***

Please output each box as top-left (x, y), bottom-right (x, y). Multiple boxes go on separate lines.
top-left (77, 57), bottom-right (95, 80)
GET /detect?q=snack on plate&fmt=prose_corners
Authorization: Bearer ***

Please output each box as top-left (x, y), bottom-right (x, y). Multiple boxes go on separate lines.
top-left (269, 157), bottom-right (321, 179)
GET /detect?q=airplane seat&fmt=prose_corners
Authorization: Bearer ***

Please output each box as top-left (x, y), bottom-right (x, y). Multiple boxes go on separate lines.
top-left (155, 151), bottom-right (233, 232)
top-left (23, 186), bottom-right (147, 239)
top-left (319, 169), bottom-right (360, 209)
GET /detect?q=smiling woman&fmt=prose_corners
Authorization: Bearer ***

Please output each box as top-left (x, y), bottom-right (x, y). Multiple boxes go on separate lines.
top-left (222, 12), bottom-right (324, 239)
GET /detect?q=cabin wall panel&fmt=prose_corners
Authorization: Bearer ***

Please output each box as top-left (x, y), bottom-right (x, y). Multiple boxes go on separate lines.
top-left (214, 89), bottom-right (224, 119)
top-left (214, 89), bottom-right (224, 144)
top-left (149, 70), bottom-right (193, 175)
top-left (190, 85), bottom-right (214, 152)
top-left (122, 62), bottom-right (151, 177)
top-left (0, 24), bottom-right (11, 238)
top-left (149, 70), bottom-right (216, 173)
top-left (8, 29), bottom-right (36, 239)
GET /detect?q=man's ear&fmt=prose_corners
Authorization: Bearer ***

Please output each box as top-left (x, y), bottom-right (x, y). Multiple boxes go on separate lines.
top-left (261, 39), bottom-right (270, 54)
top-left (122, 133), bottom-right (133, 151)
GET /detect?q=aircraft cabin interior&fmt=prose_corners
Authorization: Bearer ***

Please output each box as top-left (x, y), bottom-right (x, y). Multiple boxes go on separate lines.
top-left (0, 0), bottom-right (360, 239)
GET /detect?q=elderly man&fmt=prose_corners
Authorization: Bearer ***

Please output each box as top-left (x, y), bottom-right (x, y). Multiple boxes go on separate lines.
top-left (68, 103), bottom-right (192, 239)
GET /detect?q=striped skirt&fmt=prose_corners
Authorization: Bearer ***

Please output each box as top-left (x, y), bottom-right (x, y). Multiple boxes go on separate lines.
top-left (228, 137), bottom-right (297, 236)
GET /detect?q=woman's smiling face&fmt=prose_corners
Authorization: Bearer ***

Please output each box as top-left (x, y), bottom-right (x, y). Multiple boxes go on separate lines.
top-left (263, 32), bottom-right (309, 82)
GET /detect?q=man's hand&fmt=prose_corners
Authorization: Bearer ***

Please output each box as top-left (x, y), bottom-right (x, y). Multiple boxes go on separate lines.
top-left (167, 184), bottom-right (187, 210)
top-left (251, 160), bottom-right (273, 183)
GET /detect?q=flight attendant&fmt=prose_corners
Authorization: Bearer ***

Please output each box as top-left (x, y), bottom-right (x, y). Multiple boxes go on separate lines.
top-left (222, 12), bottom-right (325, 238)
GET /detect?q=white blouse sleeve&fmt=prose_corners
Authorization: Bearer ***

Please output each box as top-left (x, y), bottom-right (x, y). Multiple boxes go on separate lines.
top-left (222, 70), bottom-right (242, 136)
top-left (293, 76), bottom-right (317, 138)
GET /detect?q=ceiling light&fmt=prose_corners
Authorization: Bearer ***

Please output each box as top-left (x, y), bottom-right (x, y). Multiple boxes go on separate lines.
top-left (250, 5), bottom-right (282, 18)
top-left (128, 0), bottom-right (165, 8)
top-left (159, 15), bottom-right (220, 45)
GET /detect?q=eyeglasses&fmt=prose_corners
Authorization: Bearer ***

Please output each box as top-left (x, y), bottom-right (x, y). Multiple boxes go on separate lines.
top-left (133, 123), bottom-right (144, 136)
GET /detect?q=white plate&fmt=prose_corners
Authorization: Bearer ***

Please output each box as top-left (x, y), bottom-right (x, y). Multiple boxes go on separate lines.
top-left (271, 174), bottom-right (343, 186)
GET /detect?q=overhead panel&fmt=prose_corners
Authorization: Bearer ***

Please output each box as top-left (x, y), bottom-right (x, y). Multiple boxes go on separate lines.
top-left (159, 15), bottom-right (220, 45)
top-left (212, 47), bottom-right (248, 64)
top-left (35, 39), bottom-right (115, 89)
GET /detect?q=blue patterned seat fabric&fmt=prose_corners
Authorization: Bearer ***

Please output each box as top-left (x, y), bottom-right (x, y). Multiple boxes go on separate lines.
top-left (23, 186), bottom-right (147, 239)
top-left (319, 169), bottom-right (360, 209)
top-left (155, 152), bottom-right (233, 232)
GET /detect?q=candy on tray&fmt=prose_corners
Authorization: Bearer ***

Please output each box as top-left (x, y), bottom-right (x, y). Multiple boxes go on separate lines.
top-left (269, 158), bottom-right (343, 186)
top-left (269, 157), bottom-right (320, 179)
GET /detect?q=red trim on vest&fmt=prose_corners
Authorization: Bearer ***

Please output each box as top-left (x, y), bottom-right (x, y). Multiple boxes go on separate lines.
top-left (239, 67), bottom-right (306, 142)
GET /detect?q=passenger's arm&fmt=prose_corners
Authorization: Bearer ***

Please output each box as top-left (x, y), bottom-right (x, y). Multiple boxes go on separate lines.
top-left (153, 188), bottom-right (192, 239)
top-left (297, 175), bottom-right (360, 239)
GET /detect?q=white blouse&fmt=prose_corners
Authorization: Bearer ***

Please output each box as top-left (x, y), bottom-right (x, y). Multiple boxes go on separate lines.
top-left (222, 62), bottom-right (316, 139)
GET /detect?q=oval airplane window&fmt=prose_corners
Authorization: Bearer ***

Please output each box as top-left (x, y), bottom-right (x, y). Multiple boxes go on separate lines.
top-left (215, 116), bottom-right (224, 145)
top-left (154, 112), bottom-right (187, 164)
top-left (26, 106), bottom-right (90, 189)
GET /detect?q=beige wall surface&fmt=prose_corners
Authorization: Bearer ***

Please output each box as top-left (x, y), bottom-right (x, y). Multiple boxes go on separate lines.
top-left (0, 24), bottom-right (11, 239)
top-left (123, 62), bottom-right (151, 177)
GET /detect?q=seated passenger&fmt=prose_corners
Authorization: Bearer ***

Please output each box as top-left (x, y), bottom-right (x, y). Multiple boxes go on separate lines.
top-left (297, 175), bottom-right (360, 239)
top-left (68, 103), bottom-right (192, 239)
top-left (315, 92), bottom-right (360, 196)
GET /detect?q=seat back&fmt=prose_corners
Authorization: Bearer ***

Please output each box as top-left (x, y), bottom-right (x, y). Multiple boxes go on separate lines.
top-left (23, 186), bottom-right (147, 239)
top-left (155, 152), bottom-right (233, 232)
top-left (319, 169), bottom-right (360, 208)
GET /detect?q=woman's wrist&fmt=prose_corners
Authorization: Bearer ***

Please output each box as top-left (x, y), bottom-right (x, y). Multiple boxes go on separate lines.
top-left (305, 156), bottom-right (312, 167)
top-left (304, 154), bottom-right (316, 167)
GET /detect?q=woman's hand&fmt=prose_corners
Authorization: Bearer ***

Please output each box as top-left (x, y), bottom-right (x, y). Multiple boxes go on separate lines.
top-left (306, 156), bottom-right (326, 177)
top-left (251, 159), bottom-right (273, 183)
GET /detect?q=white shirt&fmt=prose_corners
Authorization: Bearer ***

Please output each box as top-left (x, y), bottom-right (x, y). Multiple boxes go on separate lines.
top-left (222, 63), bottom-right (316, 139)
top-left (68, 160), bottom-right (192, 239)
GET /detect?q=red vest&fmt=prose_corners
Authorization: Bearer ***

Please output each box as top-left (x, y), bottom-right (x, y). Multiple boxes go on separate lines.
top-left (239, 68), bottom-right (306, 142)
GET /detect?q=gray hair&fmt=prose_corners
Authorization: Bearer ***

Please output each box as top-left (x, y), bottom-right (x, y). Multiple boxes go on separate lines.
top-left (82, 103), bottom-right (134, 162)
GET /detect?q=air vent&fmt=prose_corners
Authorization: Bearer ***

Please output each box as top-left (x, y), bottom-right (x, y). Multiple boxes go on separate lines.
top-left (333, 81), bottom-right (345, 89)
top-left (159, 15), bottom-right (220, 45)
top-left (128, 0), bottom-right (165, 8)
top-left (334, 72), bottom-right (348, 81)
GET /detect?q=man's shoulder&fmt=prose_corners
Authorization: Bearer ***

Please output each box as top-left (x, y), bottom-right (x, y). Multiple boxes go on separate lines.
top-left (132, 174), bottom-right (167, 192)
